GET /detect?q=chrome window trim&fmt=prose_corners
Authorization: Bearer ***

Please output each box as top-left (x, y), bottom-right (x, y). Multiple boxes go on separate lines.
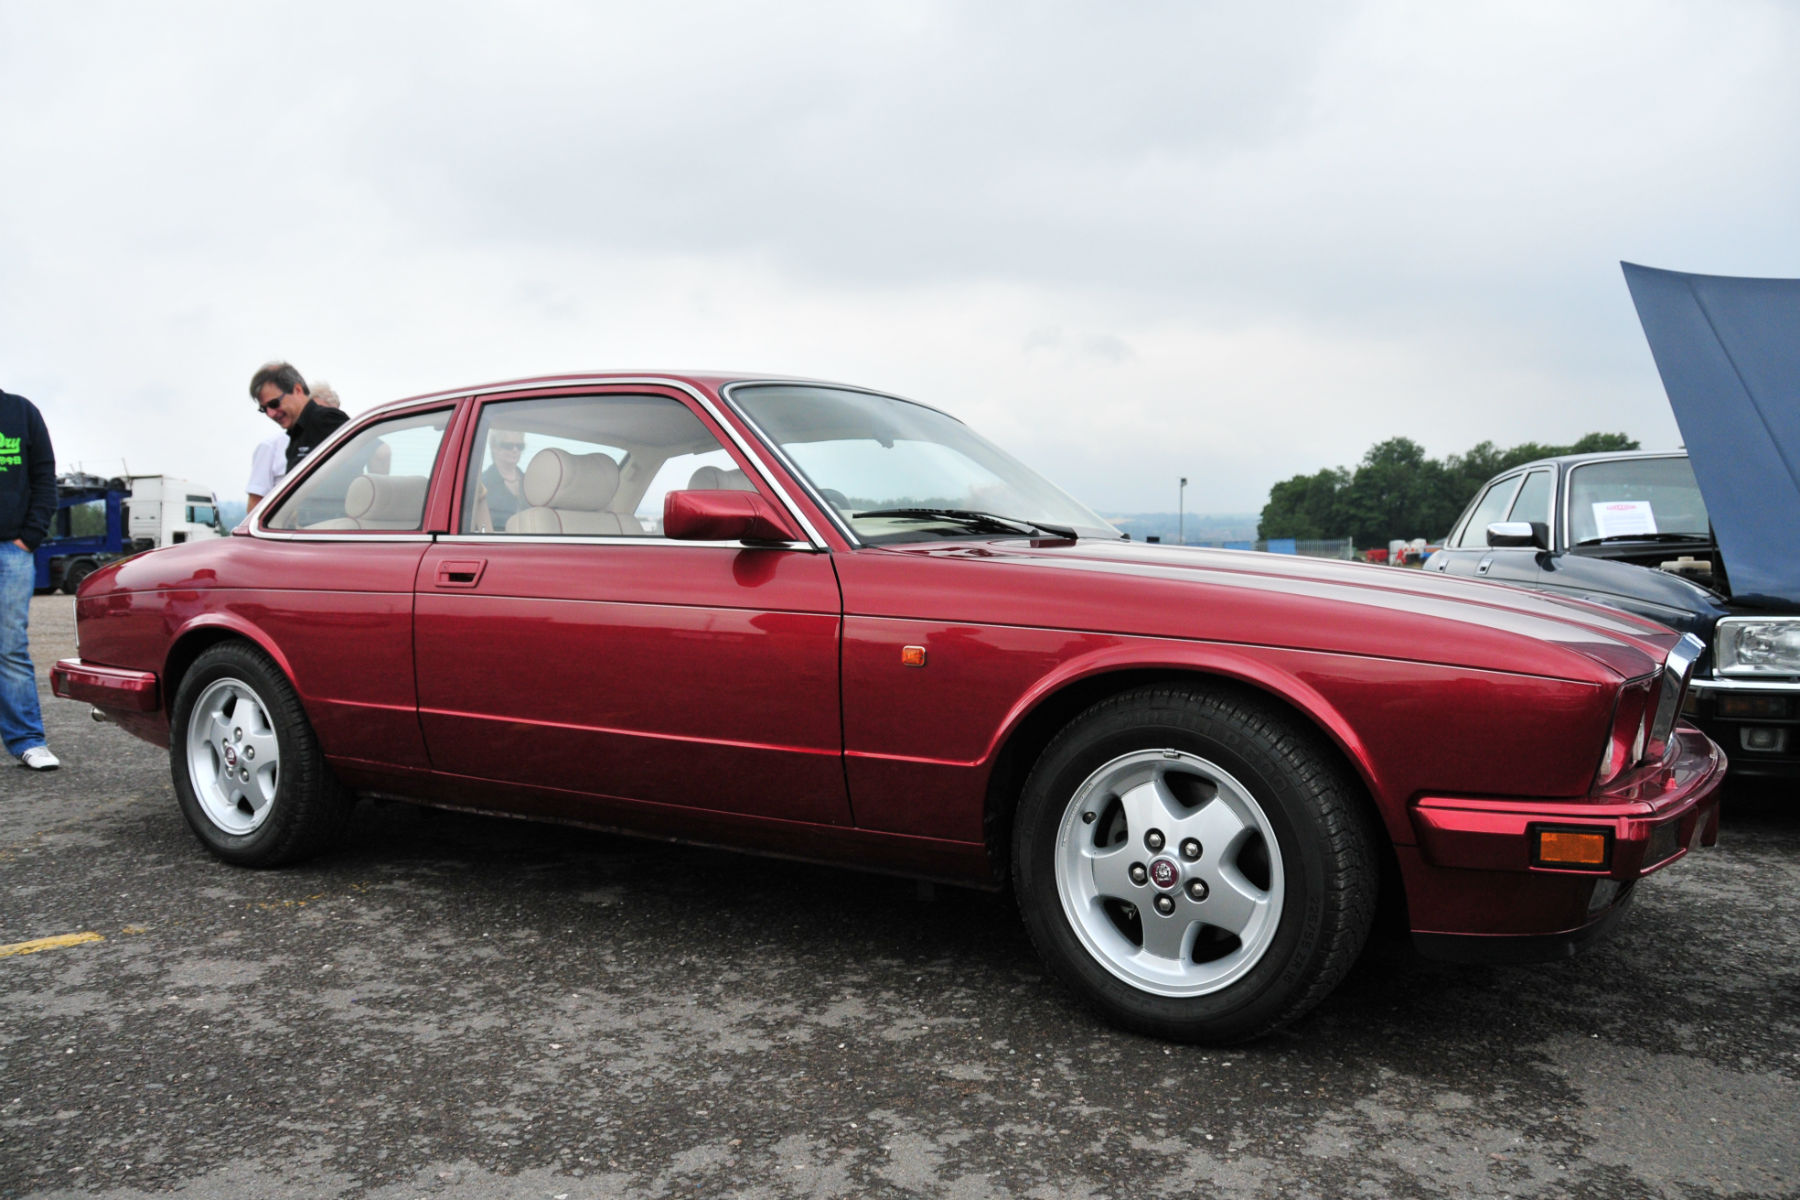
top-left (249, 532), bottom-right (436, 543)
top-left (434, 533), bottom-right (816, 552)
top-left (250, 377), bottom-right (831, 550)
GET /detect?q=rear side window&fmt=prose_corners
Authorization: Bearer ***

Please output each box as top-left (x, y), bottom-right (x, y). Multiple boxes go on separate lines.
top-left (265, 410), bottom-right (451, 532)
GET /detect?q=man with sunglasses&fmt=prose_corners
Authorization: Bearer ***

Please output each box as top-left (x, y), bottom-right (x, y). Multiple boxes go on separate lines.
top-left (249, 362), bottom-right (348, 476)
top-left (0, 385), bottom-right (59, 770)
top-left (481, 428), bottom-right (530, 531)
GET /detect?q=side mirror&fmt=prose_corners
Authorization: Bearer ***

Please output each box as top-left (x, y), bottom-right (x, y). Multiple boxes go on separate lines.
top-left (663, 489), bottom-right (803, 544)
top-left (1487, 520), bottom-right (1550, 550)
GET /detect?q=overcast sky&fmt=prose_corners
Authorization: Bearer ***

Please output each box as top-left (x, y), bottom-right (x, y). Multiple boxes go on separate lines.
top-left (3, 1), bottom-right (1796, 515)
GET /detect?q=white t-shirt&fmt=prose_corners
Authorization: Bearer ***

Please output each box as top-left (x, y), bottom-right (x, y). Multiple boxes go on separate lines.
top-left (247, 433), bottom-right (288, 499)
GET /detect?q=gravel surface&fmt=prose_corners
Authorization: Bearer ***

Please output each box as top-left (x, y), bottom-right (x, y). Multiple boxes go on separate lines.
top-left (4, 595), bottom-right (1797, 1199)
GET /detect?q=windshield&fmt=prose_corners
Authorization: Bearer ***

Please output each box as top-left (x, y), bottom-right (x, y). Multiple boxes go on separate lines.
top-left (1568, 456), bottom-right (1711, 543)
top-left (729, 384), bottom-right (1119, 545)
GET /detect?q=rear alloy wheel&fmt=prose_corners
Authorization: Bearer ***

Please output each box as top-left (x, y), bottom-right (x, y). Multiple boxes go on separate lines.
top-left (170, 642), bottom-right (352, 866)
top-left (1013, 685), bottom-right (1376, 1043)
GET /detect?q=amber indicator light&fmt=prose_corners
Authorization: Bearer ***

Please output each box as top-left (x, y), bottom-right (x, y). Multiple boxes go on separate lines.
top-left (900, 645), bottom-right (927, 668)
top-left (1531, 826), bottom-right (1611, 869)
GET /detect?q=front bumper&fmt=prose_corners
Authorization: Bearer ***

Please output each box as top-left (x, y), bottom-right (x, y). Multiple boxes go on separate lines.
top-left (1401, 724), bottom-right (1726, 962)
top-left (1687, 677), bottom-right (1800, 780)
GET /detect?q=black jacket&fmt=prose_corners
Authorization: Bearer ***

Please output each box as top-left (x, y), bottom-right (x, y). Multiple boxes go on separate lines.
top-left (0, 389), bottom-right (56, 551)
top-left (284, 400), bottom-right (350, 473)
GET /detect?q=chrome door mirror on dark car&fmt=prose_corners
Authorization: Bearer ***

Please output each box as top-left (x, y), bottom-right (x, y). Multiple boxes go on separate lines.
top-left (1488, 521), bottom-right (1549, 550)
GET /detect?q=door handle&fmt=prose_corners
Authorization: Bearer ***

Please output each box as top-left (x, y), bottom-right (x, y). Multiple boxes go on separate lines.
top-left (435, 559), bottom-right (486, 588)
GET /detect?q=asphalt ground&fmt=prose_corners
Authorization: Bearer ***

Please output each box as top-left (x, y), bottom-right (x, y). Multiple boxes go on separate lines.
top-left (3, 594), bottom-right (1797, 1200)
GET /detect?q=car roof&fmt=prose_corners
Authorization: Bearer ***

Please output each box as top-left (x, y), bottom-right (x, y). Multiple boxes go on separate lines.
top-left (1493, 449), bottom-right (1688, 473)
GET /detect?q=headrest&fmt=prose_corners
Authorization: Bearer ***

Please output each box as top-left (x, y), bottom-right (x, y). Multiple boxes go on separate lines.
top-left (342, 474), bottom-right (429, 524)
top-left (686, 465), bottom-right (754, 491)
top-left (524, 448), bottom-right (621, 510)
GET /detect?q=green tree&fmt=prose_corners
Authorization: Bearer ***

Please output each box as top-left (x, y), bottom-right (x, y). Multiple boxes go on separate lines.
top-left (1258, 431), bottom-right (1640, 547)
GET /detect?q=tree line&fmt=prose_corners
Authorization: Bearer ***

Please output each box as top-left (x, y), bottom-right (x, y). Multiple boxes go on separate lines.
top-left (1258, 432), bottom-right (1639, 547)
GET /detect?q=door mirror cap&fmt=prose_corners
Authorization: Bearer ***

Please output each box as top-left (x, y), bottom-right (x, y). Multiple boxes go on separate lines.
top-left (663, 489), bottom-right (803, 544)
top-left (1487, 520), bottom-right (1550, 550)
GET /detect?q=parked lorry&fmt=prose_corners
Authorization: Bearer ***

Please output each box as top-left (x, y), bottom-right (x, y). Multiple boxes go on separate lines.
top-left (34, 474), bottom-right (221, 593)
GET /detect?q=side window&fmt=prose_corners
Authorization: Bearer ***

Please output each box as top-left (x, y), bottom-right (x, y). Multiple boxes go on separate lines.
top-left (461, 394), bottom-right (743, 537)
top-left (1506, 470), bottom-right (1553, 528)
top-left (265, 410), bottom-right (450, 532)
top-left (1451, 477), bottom-right (1521, 549)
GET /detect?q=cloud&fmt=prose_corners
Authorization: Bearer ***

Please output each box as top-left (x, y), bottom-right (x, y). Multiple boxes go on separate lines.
top-left (1, 1), bottom-right (1795, 512)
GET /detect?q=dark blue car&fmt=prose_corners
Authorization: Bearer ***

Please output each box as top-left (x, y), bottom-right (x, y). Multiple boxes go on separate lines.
top-left (1426, 264), bottom-right (1800, 781)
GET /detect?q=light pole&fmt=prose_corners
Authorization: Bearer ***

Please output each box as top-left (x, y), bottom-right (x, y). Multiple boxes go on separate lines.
top-left (1178, 477), bottom-right (1188, 545)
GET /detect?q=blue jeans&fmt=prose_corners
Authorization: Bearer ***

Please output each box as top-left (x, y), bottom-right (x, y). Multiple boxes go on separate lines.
top-left (0, 542), bottom-right (47, 757)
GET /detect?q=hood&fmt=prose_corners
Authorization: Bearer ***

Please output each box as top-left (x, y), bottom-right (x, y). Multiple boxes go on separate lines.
top-left (880, 540), bottom-right (1683, 685)
top-left (1622, 262), bottom-right (1800, 606)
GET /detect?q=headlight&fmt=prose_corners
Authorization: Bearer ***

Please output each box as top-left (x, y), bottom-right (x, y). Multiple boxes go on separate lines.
top-left (1714, 617), bottom-right (1800, 678)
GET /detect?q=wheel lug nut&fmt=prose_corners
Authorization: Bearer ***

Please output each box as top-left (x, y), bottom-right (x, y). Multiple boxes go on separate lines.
top-left (1181, 838), bottom-right (1201, 860)
top-left (1153, 895), bottom-right (1175, 915)
top-left (233, 728), bottom-right (242, 741)
top-left (239, 767), bottom-right (250, 782)
top-left (244, 748), bottom-right (255, 760)
top-left (1187, 879), bottom-right (1209, 901)
top-left (1129, 863), bottom-right (1148, 886)
top-left (1145, 830), bottom-right (1165, 851)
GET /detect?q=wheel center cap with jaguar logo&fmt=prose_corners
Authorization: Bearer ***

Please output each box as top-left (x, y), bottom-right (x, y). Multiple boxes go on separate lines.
top-left (223, 745), bottom-right (238, 767)
top-left (1148, 858), bottom-right (1180, 889)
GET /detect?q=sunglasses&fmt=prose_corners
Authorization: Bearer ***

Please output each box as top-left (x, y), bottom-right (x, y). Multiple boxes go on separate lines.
top-left (256, 393), bottom-right (287, 413)
top-left (495, 441), bottom-right (526, 451)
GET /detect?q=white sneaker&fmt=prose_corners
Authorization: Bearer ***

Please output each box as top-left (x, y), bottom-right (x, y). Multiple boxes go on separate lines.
top-left (18, 746), bottom-right (59, 771)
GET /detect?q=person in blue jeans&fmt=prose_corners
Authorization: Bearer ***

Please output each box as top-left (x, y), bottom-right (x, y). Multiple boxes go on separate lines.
top-left (0, 386), bottom-right (58, 770)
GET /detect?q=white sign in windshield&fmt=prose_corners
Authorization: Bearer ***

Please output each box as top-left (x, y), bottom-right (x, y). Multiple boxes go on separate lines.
top-left (1592, 500), bottom-right (1658, 538)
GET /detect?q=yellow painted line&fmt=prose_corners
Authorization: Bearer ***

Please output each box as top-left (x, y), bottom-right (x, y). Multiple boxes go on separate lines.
top-left (0, 932), bottom-right (106, 959)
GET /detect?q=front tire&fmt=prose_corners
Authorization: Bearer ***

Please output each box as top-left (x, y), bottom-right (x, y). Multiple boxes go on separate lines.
top-left (169, 642), bottom-right (352, 866)
top-left (1013, 685), bottom-right (1376, 1043)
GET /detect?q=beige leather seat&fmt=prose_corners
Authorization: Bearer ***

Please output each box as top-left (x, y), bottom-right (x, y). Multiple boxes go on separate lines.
top-left (686, 465), bottom-right (756, 491)
top-left (305, 474), bottom-right (430, 530)
top-left (507, 448), bottom-right (643, 535)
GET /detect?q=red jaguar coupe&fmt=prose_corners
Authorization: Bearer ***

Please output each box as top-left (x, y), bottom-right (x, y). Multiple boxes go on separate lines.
top-left (52, 373), bottom-right (1725, 1043)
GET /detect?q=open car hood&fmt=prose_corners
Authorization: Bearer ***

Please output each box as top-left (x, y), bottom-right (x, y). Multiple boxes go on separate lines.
top-left (1623, 262), bottom-right (1800, 607)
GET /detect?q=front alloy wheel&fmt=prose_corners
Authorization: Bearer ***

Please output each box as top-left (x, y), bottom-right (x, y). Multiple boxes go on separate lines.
top-left (1014, 684), bottom-right (1377, 1043)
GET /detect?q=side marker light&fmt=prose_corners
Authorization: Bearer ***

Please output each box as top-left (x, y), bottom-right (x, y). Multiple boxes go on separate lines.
top-left (1532, 827), bottom-right (1611, 869)
top-left (901, 646), bottom-right (927, 668)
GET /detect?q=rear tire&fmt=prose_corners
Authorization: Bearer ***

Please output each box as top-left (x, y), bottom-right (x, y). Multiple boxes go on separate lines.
top-left (169, 642), bottom-right (352, 866)
top-left (1013, 684), bottom-right (1376, 1043)
top-left (60, 559), bottom-right (96, 594)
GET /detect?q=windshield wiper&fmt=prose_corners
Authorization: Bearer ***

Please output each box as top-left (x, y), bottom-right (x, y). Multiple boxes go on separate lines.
top-left (853, 507), bottom-right (1078, 540)
top-left (1575, 533), bottom-right (1712, 546)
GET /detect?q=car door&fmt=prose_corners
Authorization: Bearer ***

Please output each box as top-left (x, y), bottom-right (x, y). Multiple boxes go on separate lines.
top-left (1429, 468), bottom-right (1554, 589)
top-left (413, 386), bottom-right (850, 825)
top-left (250, 404), bottom-right (460, 771)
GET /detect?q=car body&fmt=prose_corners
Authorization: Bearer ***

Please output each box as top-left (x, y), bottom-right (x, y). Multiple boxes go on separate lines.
top-left (53, 372), bottom-right (1724, 1043)
top-left (1427, 263), bottom-right (1800, 780)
